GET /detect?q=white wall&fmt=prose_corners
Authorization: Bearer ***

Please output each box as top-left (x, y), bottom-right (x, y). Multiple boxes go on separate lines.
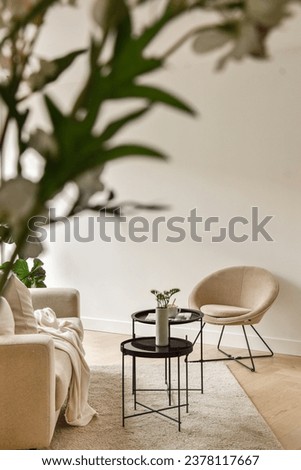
top-left (31, 2), bottom-right (301, 355)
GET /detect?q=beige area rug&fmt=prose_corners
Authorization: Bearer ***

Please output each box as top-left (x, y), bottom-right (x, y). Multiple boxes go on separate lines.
top-left (49, 362), bottom-right (281, 450)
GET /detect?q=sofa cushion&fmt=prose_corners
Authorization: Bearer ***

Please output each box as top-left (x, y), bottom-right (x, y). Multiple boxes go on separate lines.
top-left (54, 348), bottom-right (72, 411)
top-left (3, 274), bottom-right (37, 334)
top-left (0, 297), bottom-right (15, 335)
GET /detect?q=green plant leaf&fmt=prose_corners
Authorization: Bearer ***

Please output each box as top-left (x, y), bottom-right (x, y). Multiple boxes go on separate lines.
top-left (150, 287), bottom-right (180, 307)
top-left (135, 6), bottom-right (173, 51)
top-left (99, 106), bottom-right (151, 143)
top-left (33, 279), bottom-right (47, 288)
top-left (32, 258), bottom-right (44, 270)
top-left (0, 257), bottom-right (47, 288)
top-left (28, 49), bottom-right (87, 93)
top-left (43, 94), bottom-right (66, 131)
top-left (100, 144), bottom-right (168, 161)
top-left (38, 94), bottom-right (168, 200)
top-left (93, 0), bottom-right (129, 34)
top-left (113, 84), bottom-right (196, 115)
top-left (168, 288), bottom-right (180, 296)
top-left (207, 1), bottom-right (244, 11)
top-left (31, 258), bottom-right (47, 284)
top-left (0, 82), bottom-right (29, 156)
top-left (111, 37), bottom-right (163, 82)
top-left (12, 258), bottom-right (30, 281)
top-left (112, 2), bottom-right (132, 57)
top-left (75, 5), bottom-right (194, 130)
top-left (75, 56), bottom-right (163, 133)
top-left (0, 262), bottom-right (10, 271)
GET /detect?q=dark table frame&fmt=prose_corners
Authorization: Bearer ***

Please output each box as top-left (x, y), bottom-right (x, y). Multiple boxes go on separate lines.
top-left (131, 308), bottom-right (204, 393)
top-left (121, 336), bottom-right (193, 431)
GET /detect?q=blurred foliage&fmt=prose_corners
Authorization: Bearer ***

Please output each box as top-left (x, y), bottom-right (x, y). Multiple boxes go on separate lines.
top-left (0, 0), bottom-right (300, 291)
top-left (0, 257), bottom-right (46, 288)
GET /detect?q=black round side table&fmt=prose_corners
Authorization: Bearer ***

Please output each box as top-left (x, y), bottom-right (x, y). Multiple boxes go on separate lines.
top-left (121, 336), bottom-right (193, 431)
top-left (131, 308), bottom-right (204, 393)
top-left (131, 308), bottom-right (203, 334)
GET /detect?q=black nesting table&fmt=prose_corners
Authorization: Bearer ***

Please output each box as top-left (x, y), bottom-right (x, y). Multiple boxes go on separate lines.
top-left (121, 336), bottom-right (193, 431)
top-left (131, 308), bottom-right (204, 392)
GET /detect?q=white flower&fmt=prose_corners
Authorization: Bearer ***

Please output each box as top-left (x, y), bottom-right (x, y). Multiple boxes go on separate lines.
top-left (247, 0), bottom-right (289, 28)
top-left (0, 177), bottom-right (38, 235)
top-left (193, 28), bottom-right (232, 54)
top-left (231, 21), bottom-right (262, 60)
top-left (216, 20), bottom-right (266, 70)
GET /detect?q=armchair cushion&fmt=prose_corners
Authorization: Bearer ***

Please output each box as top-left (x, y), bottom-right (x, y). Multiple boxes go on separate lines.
top-left (3, 274), bottom-right (37, 334)
top-left (0, 297), bottom-right (15, 335)
top-left (201, 304), bottom-right (251, 318)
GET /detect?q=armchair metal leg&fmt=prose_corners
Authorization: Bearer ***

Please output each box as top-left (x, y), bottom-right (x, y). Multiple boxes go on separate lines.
top-left (205, 324), bottom-right (274, 372)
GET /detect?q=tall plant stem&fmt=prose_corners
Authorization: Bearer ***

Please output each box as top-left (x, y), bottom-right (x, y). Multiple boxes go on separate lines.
top-left (0, 114), bottom-right (10, 157)
top-left (0, 114), bottom-right (10, 263)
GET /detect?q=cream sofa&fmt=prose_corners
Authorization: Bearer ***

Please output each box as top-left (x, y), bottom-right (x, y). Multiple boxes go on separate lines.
top-left (0, 286), bottom-right (83, 450)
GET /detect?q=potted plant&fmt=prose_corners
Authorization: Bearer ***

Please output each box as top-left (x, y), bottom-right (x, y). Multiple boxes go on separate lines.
top-left (151, 288), bottom-right (180, 346)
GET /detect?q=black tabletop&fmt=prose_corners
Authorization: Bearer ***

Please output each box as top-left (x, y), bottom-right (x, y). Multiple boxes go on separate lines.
top-left (131, 308), bottom-right (202, 326)
top-left (120, 337), bottom-right (193, 358)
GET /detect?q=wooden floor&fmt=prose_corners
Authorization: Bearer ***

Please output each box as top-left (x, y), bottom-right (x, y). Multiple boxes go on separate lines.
top-left (83, 330), bottom-right (301, 450)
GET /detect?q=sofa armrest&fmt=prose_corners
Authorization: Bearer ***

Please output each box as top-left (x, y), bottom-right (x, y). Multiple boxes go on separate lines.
top-left (30, 287), bottom-right (80, 318)
top-left (0, 334), bottom-right (56, 449)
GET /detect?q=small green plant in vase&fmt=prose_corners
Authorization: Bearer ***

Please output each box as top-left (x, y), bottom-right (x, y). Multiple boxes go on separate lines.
top-left (151, 288), bottom-right (180, 347)
top-left (150, 288), bottom-right (180, 308)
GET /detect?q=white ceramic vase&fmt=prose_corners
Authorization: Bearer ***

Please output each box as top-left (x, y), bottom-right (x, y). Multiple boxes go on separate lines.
top-left (155, 307), bottom-right (169, 346)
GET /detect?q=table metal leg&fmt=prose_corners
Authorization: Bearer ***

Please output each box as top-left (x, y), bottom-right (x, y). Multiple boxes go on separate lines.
top-left (186, 354), bottom-right (189, 413)
top-left (165, 358), bottom-right (167, 385)
top-left (185, 319), bottom-right (204, 392)
top-left (122, 352), bottom-right (125, 427)
top-left (201, 318), bottom-right (204, 394)
top-left (133, 357), bottom-right (137, 410)
top-left (132, 319), bottom-right (135, 395)
top-left (177, 356), bottom-right (181, 432)
top-left (122, 334), bottom-right (193, 431)
top-left (168, 357), bottom-right (172, 406)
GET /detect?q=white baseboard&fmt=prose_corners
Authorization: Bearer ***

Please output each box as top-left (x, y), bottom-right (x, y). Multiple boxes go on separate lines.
top-left (82, 316), bottom-right (301, 357)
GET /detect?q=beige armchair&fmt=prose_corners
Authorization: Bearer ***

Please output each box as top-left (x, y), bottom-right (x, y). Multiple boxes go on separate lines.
top-left (189, 266), bottom-right (279, 371)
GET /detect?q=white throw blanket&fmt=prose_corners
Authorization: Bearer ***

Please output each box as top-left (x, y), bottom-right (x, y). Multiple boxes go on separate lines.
top-left (34, 307), bottom-right (97, 426)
